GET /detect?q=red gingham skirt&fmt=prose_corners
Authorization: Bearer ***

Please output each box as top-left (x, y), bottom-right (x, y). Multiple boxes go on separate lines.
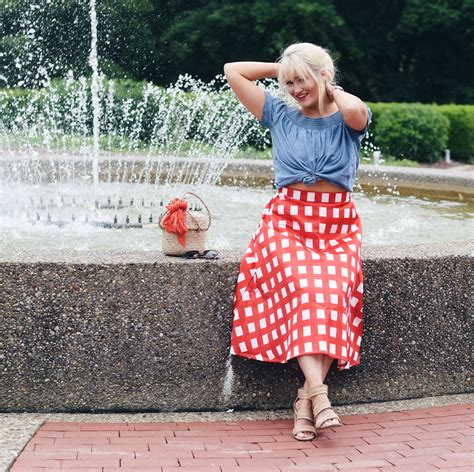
top-left (230, 186), bottom-right (364, 370)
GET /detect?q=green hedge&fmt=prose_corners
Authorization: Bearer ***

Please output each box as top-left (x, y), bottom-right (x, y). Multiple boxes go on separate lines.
top-left (367, 102), bottom-right (473, 163)
top-left (437, 105), bottom-right (474, 163)
top-left (0, 78), bottom-right (269, 155)
top-left (373, 104), bottom-right (450, 163)
top-left (1, 80), bottom-right (473, 163)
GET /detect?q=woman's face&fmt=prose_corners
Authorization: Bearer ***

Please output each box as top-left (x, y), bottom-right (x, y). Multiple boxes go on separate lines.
top-left (285, 73), bottom-right (319, 109)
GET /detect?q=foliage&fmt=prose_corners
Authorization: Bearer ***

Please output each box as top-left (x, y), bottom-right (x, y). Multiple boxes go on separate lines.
top-left (1, 0), bottom-right (473, 103)
top-left (0, 76), bottom-right (269, 156)
top-left (379, 156), bottom-right (419, 167)
top-left (333, 0), bottom-right (474, 104)
top-left (151, 0), bottom-right (473, 103)
top-left (393, 0), bottom-right (474, 103)
top-left (367, 102), bottom-right (474, 163)
top-left (1, 0), bottom-right (157, 88)
top-left (153, 0), bottom-right (354, 84)
top-left (366, 102), bottom-right (396, 132)
top-left (374, 104), bottom-right (450, 163)
top-left (3, 78), bottom-right (473, 162)
top-left (437, 105), bottom-right (474, 163)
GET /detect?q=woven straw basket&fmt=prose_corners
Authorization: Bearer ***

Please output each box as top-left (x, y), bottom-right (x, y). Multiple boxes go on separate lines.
top-left (159, 192), bottom-right (212, 256)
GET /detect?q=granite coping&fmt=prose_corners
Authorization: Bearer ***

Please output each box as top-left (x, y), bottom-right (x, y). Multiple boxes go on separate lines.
top-left (1, 241), bottom-right (472, 264)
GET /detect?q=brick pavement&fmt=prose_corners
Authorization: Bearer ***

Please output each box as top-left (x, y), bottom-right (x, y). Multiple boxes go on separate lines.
top-left (9, 403), bottom-right (473, 471)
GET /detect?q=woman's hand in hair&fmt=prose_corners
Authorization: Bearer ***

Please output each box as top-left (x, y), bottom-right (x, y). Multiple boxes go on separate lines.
top-left (324, 81), bottom-right (368, 133)
top-left (223, 62), bottom-right (278, 121)
top-left (325, 81), bottom-right (336, 102)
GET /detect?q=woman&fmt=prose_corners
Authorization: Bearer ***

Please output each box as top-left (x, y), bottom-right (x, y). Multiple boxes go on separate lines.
top-left (225, 43), bottom-right (371, 441)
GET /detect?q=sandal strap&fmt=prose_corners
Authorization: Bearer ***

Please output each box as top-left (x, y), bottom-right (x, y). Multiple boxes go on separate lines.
top-left (306, 384), bottom-right (328, 398)
top-left (293, 395), bottom-right (313, 422)
top-left (292, 423), bottom-right (316, 435)
top-left (295, 409), bottom-right (313, 422)
top-left (314, 407), bottom-right (341, 429)
top-left (306, 384), bottom-right (341, 429)
top-left (297, 387), bottom-right (311, 399)
top-left (312, 396), bottom-right (332, 418)
top-left (306, 384), bottom-right (330, 417)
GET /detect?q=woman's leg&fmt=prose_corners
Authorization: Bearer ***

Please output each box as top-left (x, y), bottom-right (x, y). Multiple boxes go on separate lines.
top-left (299, 353), bottom-right (334, 387)
top-left (296, 354), bottom-right (340, 428)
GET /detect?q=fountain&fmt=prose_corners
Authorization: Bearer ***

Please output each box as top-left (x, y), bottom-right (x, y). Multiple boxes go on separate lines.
top-left (0, 0), bottom-right (472, 413)
top-left (1, 1), bottom-right (472, 250)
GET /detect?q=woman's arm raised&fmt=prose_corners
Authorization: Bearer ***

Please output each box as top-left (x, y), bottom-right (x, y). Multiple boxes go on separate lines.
top-left (223, 62), bottom-right (279, 122)
top-left (325, 82), bottom-right (368, 133)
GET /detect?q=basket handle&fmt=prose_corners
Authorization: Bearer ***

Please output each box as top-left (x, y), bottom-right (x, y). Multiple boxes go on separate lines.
top-left (158, 192), bottom-right (212, 231)
top-left (182, 192), bottom-right (212, 230)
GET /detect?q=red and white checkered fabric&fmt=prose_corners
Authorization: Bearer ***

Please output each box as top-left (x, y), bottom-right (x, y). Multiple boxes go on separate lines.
top-left (230, 186), bottom-right (363, 370)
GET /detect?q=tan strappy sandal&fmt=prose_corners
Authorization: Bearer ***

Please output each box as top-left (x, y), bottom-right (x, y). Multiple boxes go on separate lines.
top-left (307, 384), bottom-right (343, 430)
top-left (292, 388), bottom-right (317, 441)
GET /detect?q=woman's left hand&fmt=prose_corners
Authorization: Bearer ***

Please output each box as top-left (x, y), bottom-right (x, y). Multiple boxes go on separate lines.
top-left (325, 81), bottom-right (335, 102)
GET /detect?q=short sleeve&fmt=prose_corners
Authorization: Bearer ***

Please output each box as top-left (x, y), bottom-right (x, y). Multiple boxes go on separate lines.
top-left (345, 104), bottom-right (372, 143)
top-left (260, 91), bottom-right (287, 129)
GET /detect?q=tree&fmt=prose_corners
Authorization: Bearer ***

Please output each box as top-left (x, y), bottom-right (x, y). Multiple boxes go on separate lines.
top-left (0, 0), bottom-right (158, 87)
top-left (2, 0), bottom-right (472, 103)
top-left (334, 0), bottom-right (474, 103)
top-left (152, 0), bottom-right (355, 86)
top-left (395, 0), bottom-right (474, 103)
top-left (151, 0), bottom-right (473, 102)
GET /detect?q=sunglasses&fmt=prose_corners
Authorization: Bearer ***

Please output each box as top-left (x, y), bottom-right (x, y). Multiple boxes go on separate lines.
top-left (183, 249), bottom-right (219, 260)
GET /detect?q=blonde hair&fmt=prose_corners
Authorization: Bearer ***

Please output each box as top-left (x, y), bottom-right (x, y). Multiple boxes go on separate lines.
top-left (277, 43), bottom-right (337, 116)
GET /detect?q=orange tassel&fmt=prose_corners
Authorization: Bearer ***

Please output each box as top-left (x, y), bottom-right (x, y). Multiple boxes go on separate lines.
top-left (161, 198), bottom-right (188, 246)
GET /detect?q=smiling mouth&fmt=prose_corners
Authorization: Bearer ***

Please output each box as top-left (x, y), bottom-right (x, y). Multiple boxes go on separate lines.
top-left (295, 92), bottom-right (308, 100)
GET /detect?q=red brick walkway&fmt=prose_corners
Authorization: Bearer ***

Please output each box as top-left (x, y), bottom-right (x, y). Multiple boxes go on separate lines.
top-left (10, 403), bottom-right (473, 471)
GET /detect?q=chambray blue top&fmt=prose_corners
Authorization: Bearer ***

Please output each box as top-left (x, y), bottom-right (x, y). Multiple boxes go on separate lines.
top-left (260, 91), bottom-right (372, 191)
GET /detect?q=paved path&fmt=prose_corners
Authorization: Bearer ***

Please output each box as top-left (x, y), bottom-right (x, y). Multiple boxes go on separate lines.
top-left (8, 402), bottom-right (473, 471)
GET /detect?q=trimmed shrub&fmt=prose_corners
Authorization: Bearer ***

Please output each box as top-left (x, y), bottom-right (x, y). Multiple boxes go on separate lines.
top-left (437, 104), bottom-right (474, 163)
top-left (0, 77), bottom-right (269, 156)
top-left (366, 102), bottom-right (396, 131)
top-left (374, 104), bottom-right (450, 163)
top-left (3, 79), bottom-right (472, 163)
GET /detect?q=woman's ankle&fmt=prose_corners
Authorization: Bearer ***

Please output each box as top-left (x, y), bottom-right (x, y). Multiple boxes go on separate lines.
top-left (307, 380), bottom-right (325, 389)
top-left (306, 382), bottom-right (328, 395)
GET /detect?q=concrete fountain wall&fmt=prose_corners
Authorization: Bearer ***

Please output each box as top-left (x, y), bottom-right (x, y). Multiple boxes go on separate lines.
top-left (1, 155), bottom-right (473, 412)
top-left (0, 242), bottom-right (472, 413)
top-left (3, 0), bottom-right (471, 413)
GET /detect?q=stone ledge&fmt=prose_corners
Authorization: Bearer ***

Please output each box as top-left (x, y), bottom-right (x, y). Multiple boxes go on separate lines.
top-left (1, 241), bottom-right (472, 264)
top-left (0, 244), bottom-right (472, 413)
